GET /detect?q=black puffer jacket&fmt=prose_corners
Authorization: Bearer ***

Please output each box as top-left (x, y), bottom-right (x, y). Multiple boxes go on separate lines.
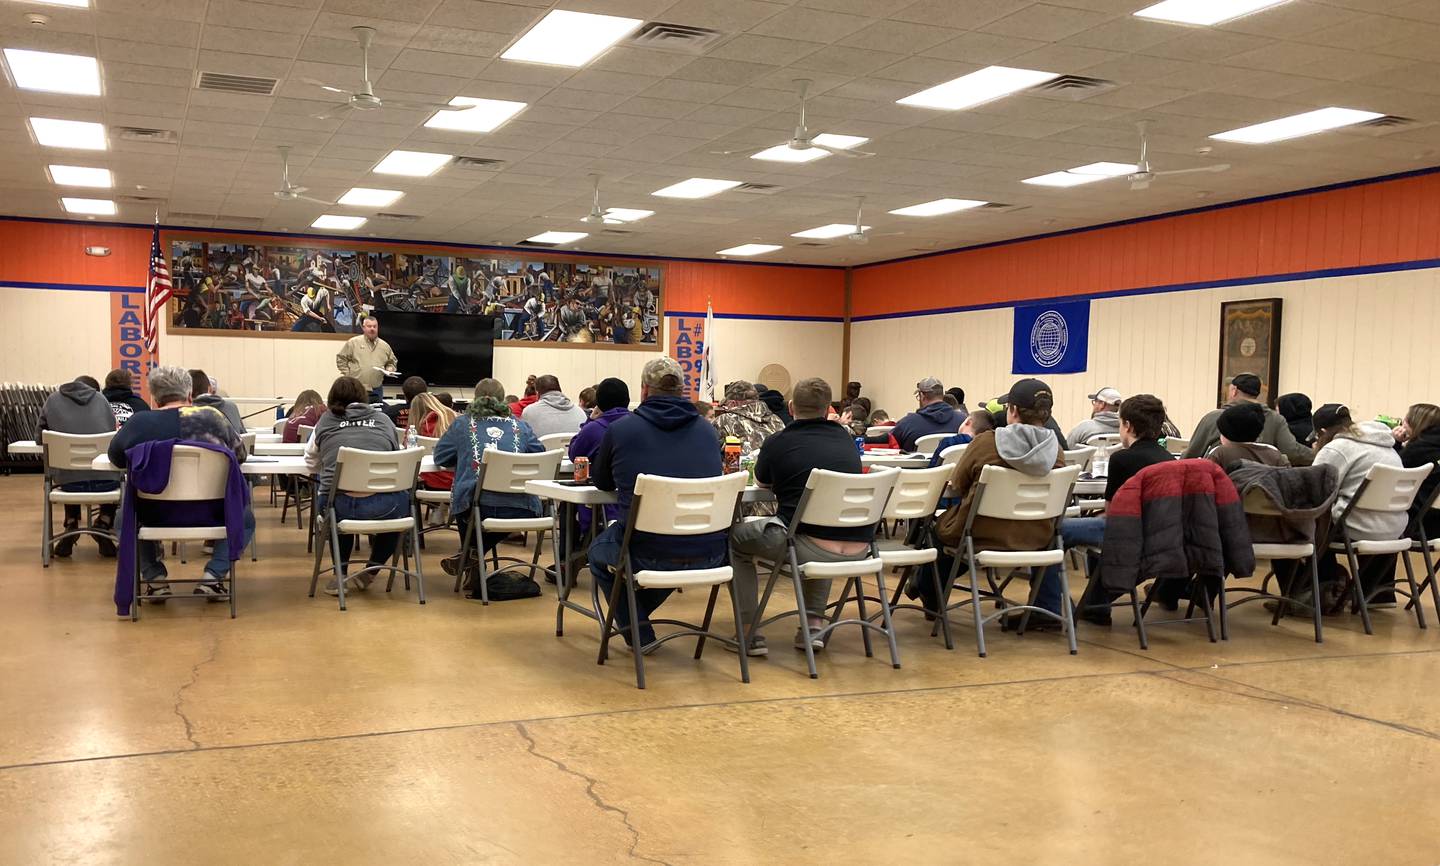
top-left (1400, 426), bottom-right (1440, 537)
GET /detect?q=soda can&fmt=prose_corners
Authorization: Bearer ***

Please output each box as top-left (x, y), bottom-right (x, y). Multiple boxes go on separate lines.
top-left (574, 456), bottom-right (590, 483)
top-left (854, 436), bottom-right (865, 454)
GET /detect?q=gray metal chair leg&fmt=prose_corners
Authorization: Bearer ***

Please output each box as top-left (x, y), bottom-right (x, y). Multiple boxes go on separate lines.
top-left (1402, 552), bottom-right (1425, 629)
top-left (1309, 555), bottom-right (1324, 644)
top-left (791, 549), bottom-right (819, 679)
top-left (872, 567), bottom-right (902, 669)
top-left (728, 579), bottom-right (751, 684)
top-left (1344, 543), bottom-right (1373, 634)
top-left (330, 519), bottom-right (347, 612)
top-left (411, 509), bottom-right (426, 604)
top-left (41, 481), bottom-right (52, 567)
top-left (624, 574), bottom-right (646, 690)
top-left (694, 585), bottom-right (719, 659)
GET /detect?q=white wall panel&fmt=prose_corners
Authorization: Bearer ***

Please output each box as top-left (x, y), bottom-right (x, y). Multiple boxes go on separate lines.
top-left (0, 287), bottom-right (113, 386)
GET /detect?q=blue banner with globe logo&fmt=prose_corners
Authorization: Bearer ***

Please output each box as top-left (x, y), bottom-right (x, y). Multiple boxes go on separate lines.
top-left (1013, 300), bottom-right (1090, 375)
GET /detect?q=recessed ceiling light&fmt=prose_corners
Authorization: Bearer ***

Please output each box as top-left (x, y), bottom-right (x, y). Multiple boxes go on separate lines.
top-left (889, 198), bottom-right (988, 217)
top-left (3, 48), bottom-right (101, 96)
top-left (337, 187), bottom-right (404, 207)
top-left (1022, 162), bottom-right (1136, 187)
top-left (652, 178), bottom-right (742, 199)
top-left (29, 117), bottom-right (107, 150)
top-left (423, 96), bottom-right (528, 133)
top-left (48, 165), bottom-right (112, 188)
top-left (501, 9), bottom-right (643, 68)
top-left (792, 223), bottom-right (868, 239)
top-left (527, 231), bottom-right (588, 244)
top-left (602, 208), bottom-right (654, 223)
top-left (717, 243), bottom-right (782, 256)
top-left (61, 197), bottom-right (115, 215)
top-left (898, 66), bottom-right (1058, 111)
top-left (1210, 107), bottom-right (1384, 144)
top-left (21, 0), bottom-right (87, 6)
top-left (312, 214), bottom-right (367, 230)
top-left (751, 133), bottom-right (871, 163)
top-left (1135, 0), bottom-right (1289, 26)
top-left (372, 150), bottom-right (452, 177)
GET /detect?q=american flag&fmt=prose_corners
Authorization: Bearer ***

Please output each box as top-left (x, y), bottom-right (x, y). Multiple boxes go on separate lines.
top-left (144, 222), bottom-right (171, 359)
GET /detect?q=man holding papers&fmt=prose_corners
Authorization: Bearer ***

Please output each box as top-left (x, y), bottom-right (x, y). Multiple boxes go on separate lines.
top-left (335, 315), bottom-right (399, 401)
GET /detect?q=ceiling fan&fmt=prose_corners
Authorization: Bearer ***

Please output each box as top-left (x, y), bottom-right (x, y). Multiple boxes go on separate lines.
top-left (306, 26), bottom-right (470, 121)
top-left (581, 174), bottom-right (607, 225)
top-left (271, 146), bottom-right (333, 205)
top-left (844, 197), bottom-right (901, 245)
top-left (1126, 120), bottom-right (1231, 190)
top-left (712, 78), bottom-right (876, 160)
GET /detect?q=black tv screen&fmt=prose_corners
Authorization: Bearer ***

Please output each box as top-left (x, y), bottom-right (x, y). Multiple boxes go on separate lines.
top-left (375, 311), bottom-right (495, 387)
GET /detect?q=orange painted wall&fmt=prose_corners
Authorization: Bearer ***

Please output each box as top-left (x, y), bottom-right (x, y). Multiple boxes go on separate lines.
top-left (0, 221), bottom-right (149, 287)
top-left (665, 260), bottom-right (844, 318)
top-left (852, 169), bottom-right (1440, 319)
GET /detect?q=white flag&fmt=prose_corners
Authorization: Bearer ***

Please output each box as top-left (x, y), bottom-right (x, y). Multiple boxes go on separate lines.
top-left (700, 300), bottom-right (717, 402)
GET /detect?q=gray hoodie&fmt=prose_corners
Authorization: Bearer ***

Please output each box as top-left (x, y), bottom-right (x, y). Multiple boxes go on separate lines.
top-left (1068, 410), bottom-right (1120, 446)
top-left (36, 381), bottom-right (121, 483)
top-left (1313, 421), bottom-right (1408, 540)
top-left (994, 423), bottom-right (1060, 476)
top-left (304, 403), bottom-right (399, 499)
top-left (194, 393), bottom-right (246, 436)
top-left (521, 391), bottom-right (587, 438)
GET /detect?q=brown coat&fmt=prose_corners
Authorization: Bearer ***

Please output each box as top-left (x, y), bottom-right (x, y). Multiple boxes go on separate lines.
top-left (936, 429), bottom-right (1065, 553)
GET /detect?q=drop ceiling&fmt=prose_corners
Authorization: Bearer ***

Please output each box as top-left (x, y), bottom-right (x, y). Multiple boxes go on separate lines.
top-left (2, 0), bottom-right (1439, 266)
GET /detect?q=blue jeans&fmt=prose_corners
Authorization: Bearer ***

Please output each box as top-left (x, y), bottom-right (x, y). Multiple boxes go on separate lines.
top-left (1046, 517), bottom-right (1105, 613)
top-left (320, 492), bottom-right (411, 573)
top-left (923, 534), bottom-right (1070, 616)
top-left (588, 522), bottom-right (726, 645)
top-left (368, 385), bottom-right (383, 403)
top-left (139, 504), bottom-right (255, 581)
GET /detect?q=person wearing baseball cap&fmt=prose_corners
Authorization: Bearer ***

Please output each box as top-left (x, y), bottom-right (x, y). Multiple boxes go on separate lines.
top-left (1206, 402), bottom-right (1288, 472)
top-left (587, 356), bottom-right (727, 653)
top-left (890, 376), bottom-right (966, 452)
top-left (1181, 373), bottom-right (1312, 466)
top-left (1069, 386), bottom-right (1123, 446)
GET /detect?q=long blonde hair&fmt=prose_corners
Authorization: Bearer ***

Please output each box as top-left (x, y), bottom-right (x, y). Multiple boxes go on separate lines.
top-left (289, 389), bottom-right (324, 418)
top-left (411, 391), bottom-right (457, 438)
top-left (1407, 403), bottom-right (1440, 440)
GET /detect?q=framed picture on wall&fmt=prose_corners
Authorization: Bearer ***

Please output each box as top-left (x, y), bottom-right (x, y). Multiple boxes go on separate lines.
top-left (1217, 298), bottom-right (1283, 407)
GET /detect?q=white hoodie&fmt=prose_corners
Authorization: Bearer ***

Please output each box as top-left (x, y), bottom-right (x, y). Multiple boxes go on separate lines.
top-left (1313, 421), bottom-right (1407, 540)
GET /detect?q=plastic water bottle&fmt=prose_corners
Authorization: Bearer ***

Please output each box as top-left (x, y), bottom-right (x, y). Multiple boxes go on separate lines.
top-left (405, 425), bottom-right (418, 448)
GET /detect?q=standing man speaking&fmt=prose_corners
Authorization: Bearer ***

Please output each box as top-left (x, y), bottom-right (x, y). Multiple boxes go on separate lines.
top-left (336, 315), bottom-right (398, 402)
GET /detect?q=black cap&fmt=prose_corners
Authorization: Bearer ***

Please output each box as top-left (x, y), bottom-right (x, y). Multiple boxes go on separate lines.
top-left (997, 378), bottom-right (1052, 410)
top-left (595, 377), bottom-right (630, 411)
top-left (1231, 373), bottom-right (1262, 397)
top-left (1312, 403), bottom-right (1351, 432)
top-left (1217, 402), bottom-right (1266, 443)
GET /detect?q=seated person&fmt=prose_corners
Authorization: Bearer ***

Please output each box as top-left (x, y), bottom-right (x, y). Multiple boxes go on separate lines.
top-left (283, 390), bottom-right (325, 443)
top-left (433, 378), bottom-right (545, 595)
top-left (891, 377), bottom-right (965, 452)
top-left (568, 378), bottom-right (631, 535)
top-left (411, 392), bottom-right (457, 491)
top-left (304, 376), bottom-right (406, 596)
top-left (1068, 387), bottom-right (1122, 446)
top-left (521, 375), bottom-right (588, 438)
top-left (917, 378), bottom-right (1065, 628)
top-left (102, 368), bottom-right (149, 428)
top-left (712, 379), bottom-right (785, 453)
top-left (1396, 403), bottom-right (1440, 539)
top-left (926, 410), bottom-right (995, 466)
top-left (109, 365), bottom-right (253, 599)
top-left (384, 376), bottom-right (429, 429)
top-left (589, 358), bottom-right (725, 651)
top-left (189, 369), bottom-right (246, 436)
top-left (1184, 373), bottom-right (1312, 465)
top-left (37, 374), bottom-right (122, 557)
top-left (1206, 402), bottom-right (1288, 471)
top-left (728, 377), bottom-right (877, 656)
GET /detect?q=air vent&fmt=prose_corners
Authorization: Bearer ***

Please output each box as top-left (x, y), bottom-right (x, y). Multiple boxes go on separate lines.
top-left (795, 242), bottom-right (828, 248)
top-left (196, 71), bottom-right (278, 96)
top-left (213, 216), bottom-right (264, 230)
top-left (733, 182), bottom-right (781, 195)
top-left (166, 211), bottom-right (217, 222)
top-left (626, 21), bottom-right (724, 54)
top-left (1353, 115), bottom-right (1422, 136)
top-left (454, 156), bottom-right (506, 170)
top-left (601, 229), bottom-right (633, 235)
top-left (116, 126), bottom-right (178, 143)
top-left (1029, 75), bottom-right (1117, 101)
top-left (375, 212), bottom-right (421, 222)
top-left (976, 202), bottom-right (1029, 213)
top-left (116, 194), bottom-right (165, 204)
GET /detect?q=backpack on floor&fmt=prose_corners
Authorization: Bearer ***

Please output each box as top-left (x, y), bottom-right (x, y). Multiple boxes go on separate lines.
top-left (470, 570), bottom-right (542, 601)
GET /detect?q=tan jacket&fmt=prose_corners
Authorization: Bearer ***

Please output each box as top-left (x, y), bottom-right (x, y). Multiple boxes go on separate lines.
top-left (936, 429), bottom-right (1065, 553)
top-left (336, 335), bottom-right (397, 389)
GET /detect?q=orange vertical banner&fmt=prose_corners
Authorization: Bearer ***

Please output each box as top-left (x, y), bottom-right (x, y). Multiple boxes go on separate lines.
top-left (665, 313), bottom-right (704, 400)
top-left (110, 290), bottom-right (154, 394)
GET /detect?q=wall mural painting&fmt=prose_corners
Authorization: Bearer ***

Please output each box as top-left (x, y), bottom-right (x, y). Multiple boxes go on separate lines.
top-left (167, 240), bottom-right (664, 345)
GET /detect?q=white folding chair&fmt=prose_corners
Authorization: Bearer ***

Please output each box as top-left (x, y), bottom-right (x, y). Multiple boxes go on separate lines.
top-left (1061, 446), bottom-right (1097, 469)
top-left (298, 424), bottom-right (316, 443)
top-left (1227, 484), bottom-right (1336, 644)
top-left (598, 471), bottom-right (749, 689)
top-left (1327, 463), bottom-right (1432, 634)
top-left (914, 433), bottom-right (951, 456)
top-left (239, 432), bottom-right (257, 454)
top-left (411, 434), bottom-right (453, 542)
top-left (938, 443), bottom-right (968, 464)
top-left (540, 431), bottom-right (576, 452)
top-left (874, 466), bottom-right (957, 646)
top-left (1164, 437), bottom-right (1189, 456)
top-left (309, 446), bottom-right (426, 611)
top-left (945, 464), bottom-right (1082, 657)
top-left (131, 445), bottom-right (238, 620)
top-left (40, 430), bottom-right (119, 566)
top-left (456, 449), bottom-right (565, 604)
top-left (272, 418), bottom-right (288, 435)
top-left (865, 425), bottom-right (893, 439)
top-left (1088, 433), bottom-right (1122, 449)
top-left (750, 468), bottom-right (900, 679)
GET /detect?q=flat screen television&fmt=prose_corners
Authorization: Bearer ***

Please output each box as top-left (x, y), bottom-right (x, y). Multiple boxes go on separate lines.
top-left (373, 311), bottom-right (496, 387)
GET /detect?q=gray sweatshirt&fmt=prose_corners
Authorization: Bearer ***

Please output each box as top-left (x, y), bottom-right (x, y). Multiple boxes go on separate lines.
top-left (36, 381), bottom-right (121, 483)
top-left (994, 423), bottom-right (1061, 476)
top-left (304, 403), bottom-right (399, 499)
top-left (1068, 411), bottom-right (1120, 446)
top-left (521, 391), bottom-right (587, 438)
top-left (194, 393), bottom-right (246, 436)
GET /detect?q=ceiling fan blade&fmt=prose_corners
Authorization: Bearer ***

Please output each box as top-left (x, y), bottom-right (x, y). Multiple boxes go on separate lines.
top-left (302, 77), bottom-right (350, 95)
top-left (384, 98), bottom-right (468, 112)
top-left (1154, 163), bottom-right (1231, 177)
top-left (709, 146), bottom-right (767, 156)
top-left (299, 194), bottom-right (336, 206)
top-left (810, 142), bottom-right (875, 159)
top-left (312, 103), bottom-right (356, 121)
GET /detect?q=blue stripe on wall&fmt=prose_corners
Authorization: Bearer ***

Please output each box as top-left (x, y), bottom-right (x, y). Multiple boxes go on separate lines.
top-left (0, 280), bottom-right (142, 293)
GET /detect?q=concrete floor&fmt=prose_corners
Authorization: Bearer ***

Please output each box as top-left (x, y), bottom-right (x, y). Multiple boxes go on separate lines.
top-left (2, 473), bottom-right (1438, 865)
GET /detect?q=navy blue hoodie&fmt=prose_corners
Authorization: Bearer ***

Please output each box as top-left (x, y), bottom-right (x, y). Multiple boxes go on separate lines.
top-left (891, 401), bottom-right (965, 451)
top-left (592, 395), bottom-right (725, 559)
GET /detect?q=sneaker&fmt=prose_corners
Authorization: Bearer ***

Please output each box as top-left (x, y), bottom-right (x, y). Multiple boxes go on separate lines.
top-left (53, 521), bottom-right (80, 558)
top-left (194, 576), bottom-right (227, 602)
top-left (441, 554), bottom-right (462, 576)
top-left (322, 577), bottom-right (349, 597)
top-left (143, 583), bottom-right (171, 605)
top-left (354, 571), bottom-right (375, 592)
top-left (793, 626), bottom-right (826, 651)
top-left (725, 634), bottom-right (769, 657)
top-left (1000, 610), bottom-right (1063, 632)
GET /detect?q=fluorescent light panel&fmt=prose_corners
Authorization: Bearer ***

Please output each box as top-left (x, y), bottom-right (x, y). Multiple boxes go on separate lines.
top-left (372, 150), bottom-right (451, 177)
top-left (22, 0), bottom-right (87, 6)
top-left (501, 10), bottom-right (642, 68)
top-left (424, 96), bottom-right (527, 133)
top-left (652, 178), bottom-right (741, 199)
top-left (889, 198), bottom-right (987, 217)
top-left (1022, 162), bottom-right (1136, 187)
top-left (602, 208), bottom-right (653, 223)
top-left (1210, 107), bottom-right (1384, 144)
top-left (792, 224), bottom-right (867, 239)
top-left (717, 244), bottom-right (782, 256)
top-left (1135, 0), bottom-right (1289, 25)
top-left (3, 48), bottom-right (101, 96)
top-left (312, 214), bottom-right (367, 230)
top-left (898, 66), bottom-right (1058, 111)
top-left (29, 117), bottom-right (106, 150)
top-left (527, 231), bottom-right (587, 244)
top-left (337, 187), bottom-right (404, 207)
top-left (61, 197), bottom-right (115, 215)
top-left (48, 165), bottom-right (112, 188)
